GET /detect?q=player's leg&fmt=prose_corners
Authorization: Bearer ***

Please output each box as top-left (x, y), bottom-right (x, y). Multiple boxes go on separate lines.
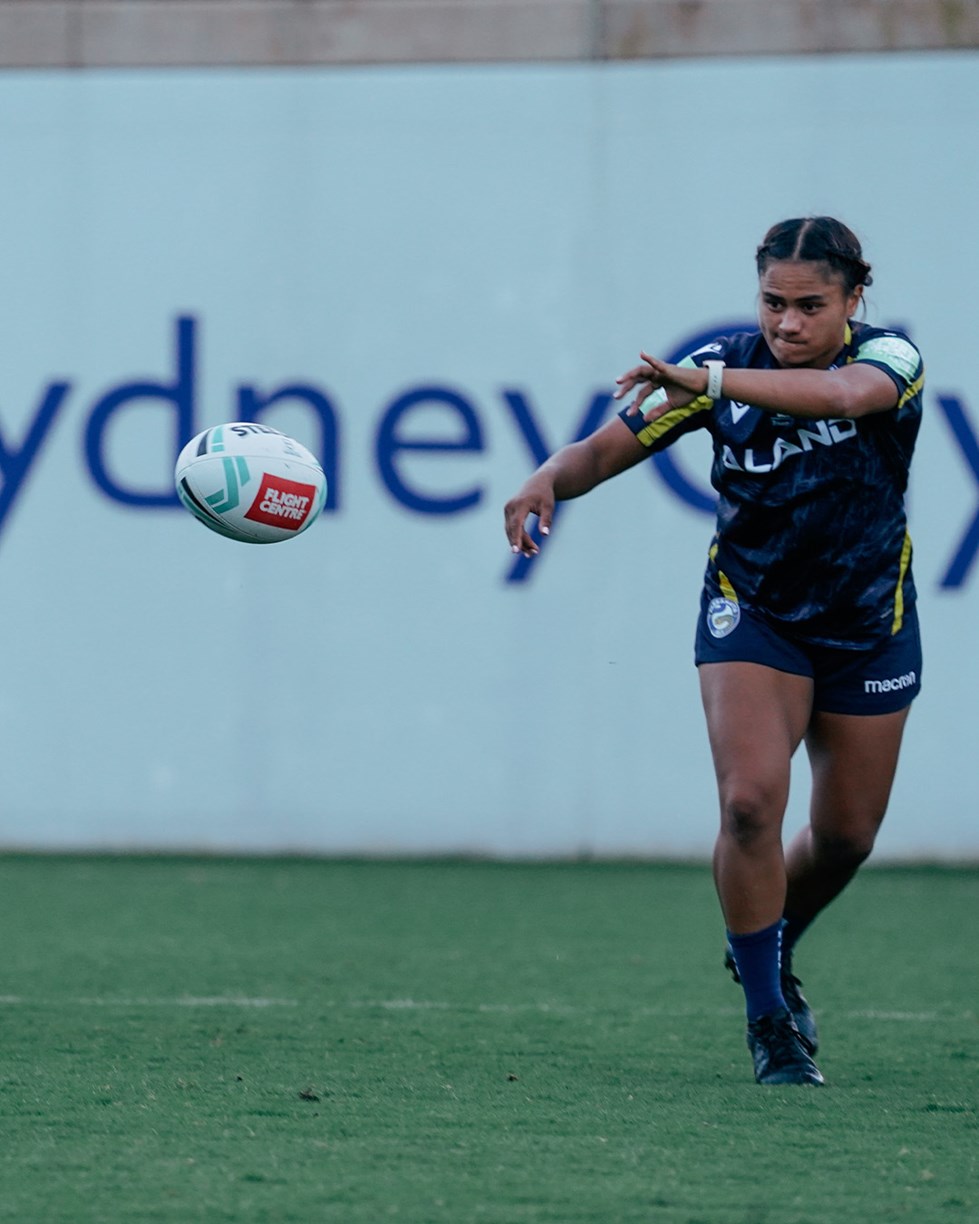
top-left (781, 604), bottom-right (921, 959)
top-left (776, 708), bottom-right (910, 1056)
top-left (699, 660), bottom-right (824, 1084)
top-left (783, 705), bottom-right (911, 943)
top-left (700, 660), bottom-right (812, 936)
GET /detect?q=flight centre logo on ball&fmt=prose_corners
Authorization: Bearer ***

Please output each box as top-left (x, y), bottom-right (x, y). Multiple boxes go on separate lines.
top-left (707, 596), bottom-right (740, 639)
top-left (244, 473), bottom-right (318, 530)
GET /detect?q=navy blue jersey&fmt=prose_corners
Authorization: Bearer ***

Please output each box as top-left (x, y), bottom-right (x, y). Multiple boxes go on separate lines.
top-left (619, 322), bottom-right (925, 647)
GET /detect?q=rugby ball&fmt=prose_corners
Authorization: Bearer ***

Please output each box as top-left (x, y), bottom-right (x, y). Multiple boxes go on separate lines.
top-left (175, 422), bottom-right (326, 544)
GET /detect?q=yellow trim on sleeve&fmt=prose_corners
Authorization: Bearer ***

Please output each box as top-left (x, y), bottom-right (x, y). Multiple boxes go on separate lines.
top-left (635, 396), bottom-right (713, 447)
top-left (897, 371), bottom-right (924, 410)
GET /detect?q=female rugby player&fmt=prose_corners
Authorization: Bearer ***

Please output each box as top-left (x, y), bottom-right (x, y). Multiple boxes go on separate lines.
top-left (503, 217), bottom-right (924, 1086)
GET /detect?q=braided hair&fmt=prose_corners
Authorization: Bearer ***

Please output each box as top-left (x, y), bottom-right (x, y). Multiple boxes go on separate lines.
top-left (756, 217), bottom-right (873, 294)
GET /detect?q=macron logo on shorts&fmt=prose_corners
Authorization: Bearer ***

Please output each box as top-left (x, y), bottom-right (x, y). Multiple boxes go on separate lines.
top-left (864, 670), bottom-right (916, 694)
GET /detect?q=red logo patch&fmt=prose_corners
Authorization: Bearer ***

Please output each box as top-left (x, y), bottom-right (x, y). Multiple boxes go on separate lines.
top-left (244, 473), bottom-right (318, 531)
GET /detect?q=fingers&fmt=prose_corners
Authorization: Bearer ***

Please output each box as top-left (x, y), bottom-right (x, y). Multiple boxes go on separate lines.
top-left (613, 351), bottom-right (667, 414)
top-left (513, 533), bottom-right (539, 558)
top-left (614, 372), bottom-right (657, 416)
top-left (508, 525), bottom-right (543, 558)
top-left (614, 353), bottom-right (663, 383)
top-left (625, 382), bottom-right (655, 416)
top-left (504, 495), bottom-right (552, 557)
top-left (613, 364), bottom-right (654, 395)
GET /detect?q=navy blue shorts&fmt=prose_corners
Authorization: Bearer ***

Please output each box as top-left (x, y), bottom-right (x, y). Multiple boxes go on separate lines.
top-left (694, 592), bottom-right (922, 715)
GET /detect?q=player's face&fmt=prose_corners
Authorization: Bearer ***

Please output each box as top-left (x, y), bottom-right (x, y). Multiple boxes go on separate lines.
top-left (757, 261), bottom-right (863, 369)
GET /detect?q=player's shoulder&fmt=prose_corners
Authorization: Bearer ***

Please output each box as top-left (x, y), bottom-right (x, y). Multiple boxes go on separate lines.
top-left (849, 322), bottom-right (923, 383)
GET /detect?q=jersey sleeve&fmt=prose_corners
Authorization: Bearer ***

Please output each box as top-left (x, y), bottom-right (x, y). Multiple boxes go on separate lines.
top-left (617, 354), bottom-right (716, 452)
top-left (852, 331), bottom-right (925, 411)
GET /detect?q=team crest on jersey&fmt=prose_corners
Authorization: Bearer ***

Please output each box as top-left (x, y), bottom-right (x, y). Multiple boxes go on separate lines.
top-left (707, 596), bottom-right (740, 639)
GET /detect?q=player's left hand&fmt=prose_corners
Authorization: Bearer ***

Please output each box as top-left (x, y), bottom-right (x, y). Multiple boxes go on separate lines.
top-left (613, 351), bottom-right (708, 419)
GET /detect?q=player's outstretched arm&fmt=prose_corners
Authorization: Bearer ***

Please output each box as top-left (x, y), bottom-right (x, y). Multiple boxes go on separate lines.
top-left (614, 351), bottom-right (900, 421)
top-left (504, 418), bottom-right (647, 557)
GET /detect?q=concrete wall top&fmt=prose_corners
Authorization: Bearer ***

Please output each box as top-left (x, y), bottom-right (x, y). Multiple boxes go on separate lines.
top-left (1, 0), bottom-right (977, 69)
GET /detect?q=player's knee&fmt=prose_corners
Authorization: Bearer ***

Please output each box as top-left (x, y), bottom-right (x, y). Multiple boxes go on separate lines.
top-left (812, 826), bottom-right (877, 868)
top-left (718, 785), bottom-right (782, 849)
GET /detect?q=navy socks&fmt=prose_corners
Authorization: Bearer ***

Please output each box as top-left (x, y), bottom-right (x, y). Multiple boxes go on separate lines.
top-left (727, 920), bottom-right (786, 1021)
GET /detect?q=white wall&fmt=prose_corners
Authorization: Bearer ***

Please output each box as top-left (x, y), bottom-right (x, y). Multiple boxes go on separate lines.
top-left (0, 53), bottom-right (976, 856)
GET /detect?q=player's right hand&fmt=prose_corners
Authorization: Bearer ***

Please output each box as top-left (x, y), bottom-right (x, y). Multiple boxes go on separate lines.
top-left (504, 479), bottom-right (555, 557)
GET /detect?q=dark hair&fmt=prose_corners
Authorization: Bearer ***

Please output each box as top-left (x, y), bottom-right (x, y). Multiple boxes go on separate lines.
top-left (755, 217), bottom-right (873, 293)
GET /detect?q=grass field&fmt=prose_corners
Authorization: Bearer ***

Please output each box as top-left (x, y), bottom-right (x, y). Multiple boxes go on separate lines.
top-left (0, 856), bottom-right (975, 1222)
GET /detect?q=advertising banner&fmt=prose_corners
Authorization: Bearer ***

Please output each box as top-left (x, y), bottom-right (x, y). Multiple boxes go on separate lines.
top-left (0, 54), bottom-right (976, 855)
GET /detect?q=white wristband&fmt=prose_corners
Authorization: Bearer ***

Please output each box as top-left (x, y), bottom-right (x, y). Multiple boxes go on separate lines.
top-left (704, 361), bottom-right (725, 400)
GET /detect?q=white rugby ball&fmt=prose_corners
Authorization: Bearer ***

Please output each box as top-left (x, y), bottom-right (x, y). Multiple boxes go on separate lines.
top-left (175, 422), bottom-right (326, 544)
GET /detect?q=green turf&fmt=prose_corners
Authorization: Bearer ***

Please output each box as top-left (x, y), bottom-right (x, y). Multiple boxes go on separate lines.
top-left (0, 857), bottom-right (975, 1222)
